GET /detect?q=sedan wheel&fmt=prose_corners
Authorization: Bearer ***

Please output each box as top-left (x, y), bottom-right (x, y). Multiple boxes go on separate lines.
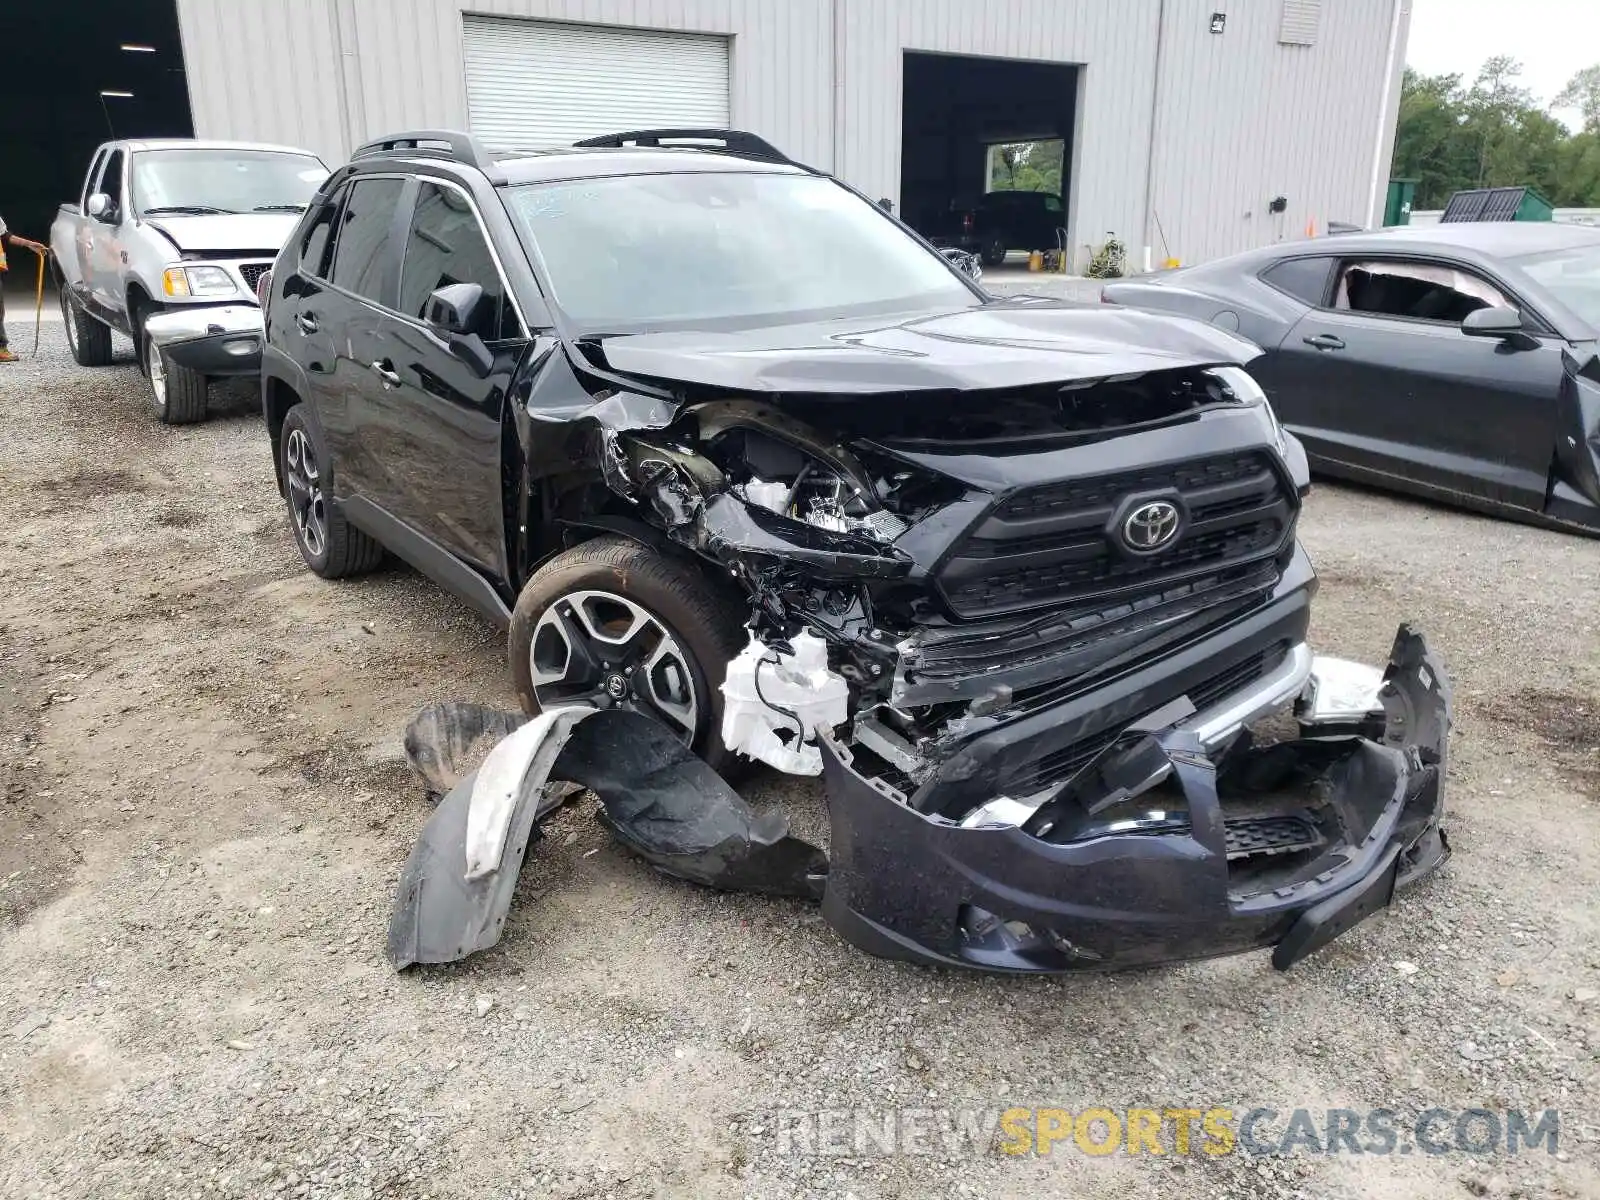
top-left (527, 589), bottom-right (699, 743)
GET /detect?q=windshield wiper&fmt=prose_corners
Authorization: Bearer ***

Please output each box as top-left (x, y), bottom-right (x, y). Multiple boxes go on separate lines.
top-left (252, 204), bottom-right (308, 213)
top-left (142, 205), bottom-right (238, 216)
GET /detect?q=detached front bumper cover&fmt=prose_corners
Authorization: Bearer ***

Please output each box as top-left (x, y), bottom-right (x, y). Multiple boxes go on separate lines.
top-left (142, 305), bottom-right (264, 375)
top-left (386, 626), bottom-right (1449, 975)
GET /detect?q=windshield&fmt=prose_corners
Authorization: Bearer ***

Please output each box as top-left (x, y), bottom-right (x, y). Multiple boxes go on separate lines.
top-left (131, 149), bottom-right (328, 216)
top-left (503, 171), bottom-right (977, 331)
top-left (1514, 244), bottom-right (1600, 328)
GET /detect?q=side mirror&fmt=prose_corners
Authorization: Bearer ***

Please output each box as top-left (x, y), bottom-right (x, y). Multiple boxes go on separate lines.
top-left (86, 193), bottom-right (116, 223)
top-left (1462, 305), bottom-right (1538, 350)
top-left (425, 282), bottom-right (494, 377)
top-left (424, 282), bottom-right (483, 336)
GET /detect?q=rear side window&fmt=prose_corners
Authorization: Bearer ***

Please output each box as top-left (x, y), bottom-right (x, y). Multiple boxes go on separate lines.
top-left (299, 184), bottom-right (346, 278)
top-left (397, 181), bottom-right (518, 340)
top-left (329, 177), bottom-right (406, 303)
top-left (1260, 257), bottom-right (1334, 305)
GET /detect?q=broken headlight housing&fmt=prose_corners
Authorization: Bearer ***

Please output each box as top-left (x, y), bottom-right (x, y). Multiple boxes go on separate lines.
top-left (1208, 365), bottom-right (1288, 458)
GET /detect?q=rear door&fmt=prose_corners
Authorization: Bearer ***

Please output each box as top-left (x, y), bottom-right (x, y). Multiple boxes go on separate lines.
top-left (384, 177), bottom-right (529, 579)
top-left (312, 175), bottom-right (410, 510)
top-left (1271, 256), bottom-right (1566, 509)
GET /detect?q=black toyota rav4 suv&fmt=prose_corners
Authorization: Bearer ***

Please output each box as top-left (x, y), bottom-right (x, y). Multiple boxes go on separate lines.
top-left (261, 129), bottom-right (1451, 975)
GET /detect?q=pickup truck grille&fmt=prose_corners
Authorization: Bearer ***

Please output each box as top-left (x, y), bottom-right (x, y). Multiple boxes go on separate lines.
top-left (237, 262), bottom-right (273, 293)
top-left (936, 451), bottom-right (1295, 619)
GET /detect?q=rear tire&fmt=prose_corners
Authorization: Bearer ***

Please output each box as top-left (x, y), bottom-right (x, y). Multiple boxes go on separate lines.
top-left (981, 238), bottom-right (1007, 268)
top-left (279, 404), bottom-right (384, 578)
top-left (146, 333), bottom-right (208, 424)
top-left (61, 288), bottom-right (113, 367)
top-left (508, 537), bottom-right (747, 772)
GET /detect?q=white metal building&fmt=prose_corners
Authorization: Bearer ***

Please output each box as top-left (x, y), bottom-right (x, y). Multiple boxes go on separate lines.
top-left (173, 0), bottom-right (1410, 267)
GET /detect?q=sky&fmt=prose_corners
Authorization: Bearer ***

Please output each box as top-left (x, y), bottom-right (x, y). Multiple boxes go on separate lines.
top-left (1406, 0), bottom-right (1600, 129)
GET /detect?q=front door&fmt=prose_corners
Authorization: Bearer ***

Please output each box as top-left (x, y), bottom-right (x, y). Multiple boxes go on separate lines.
top-left (1269, 256), bottom-right (1566, 510)
top-left (382, 178), bottom-right (528, 580)
top-left (86, 148), bottom-right (128, 318)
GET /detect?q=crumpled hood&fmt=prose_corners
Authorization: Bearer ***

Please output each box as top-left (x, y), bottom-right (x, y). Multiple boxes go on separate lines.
top-left (597, 301), bottom-right (1261, 393)
top-left (144, 212), bottom-right (299, 254)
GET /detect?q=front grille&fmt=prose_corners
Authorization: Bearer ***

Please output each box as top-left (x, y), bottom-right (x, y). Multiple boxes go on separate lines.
top-left (237, 262), bottom-right (273, 293)
top-left (1001, 641), bottom-right (1290, 796)
top-left (937, 451), bottom-right (1295, 619)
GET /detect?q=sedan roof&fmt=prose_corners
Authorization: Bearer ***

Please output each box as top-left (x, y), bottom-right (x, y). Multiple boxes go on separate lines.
top-left (1275, 222), bottom-right (1600, 261)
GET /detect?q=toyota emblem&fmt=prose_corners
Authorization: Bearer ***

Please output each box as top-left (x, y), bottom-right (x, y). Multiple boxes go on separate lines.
top-left (1121, 500), bottom-right (1182, 551)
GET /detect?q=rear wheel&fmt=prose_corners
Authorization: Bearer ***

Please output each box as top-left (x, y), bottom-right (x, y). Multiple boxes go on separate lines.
top-left (60, 288), bottom-right (113, 367)
top-left (279, 404), bottom-right (384, 578)
top-left (508, 537), bottom-right (747, 771)
top-left (981, 238), bottom-right (1008, 268)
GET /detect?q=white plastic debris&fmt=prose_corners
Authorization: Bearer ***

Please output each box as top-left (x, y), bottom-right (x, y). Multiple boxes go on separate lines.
top-left (720, 630), bottom-right (850, 775)
top-left (740, 478), bottom-right (791, 515)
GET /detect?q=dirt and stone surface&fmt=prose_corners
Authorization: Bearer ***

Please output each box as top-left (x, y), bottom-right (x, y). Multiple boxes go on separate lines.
top-left (1, 321), bottom-right (1597, 1199)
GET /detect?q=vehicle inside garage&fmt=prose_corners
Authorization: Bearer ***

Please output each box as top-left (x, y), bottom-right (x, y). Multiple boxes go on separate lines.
top-left (2, 0), bottom-right (190, 248)
top-left (898, 51), bottom-right (1078, 260)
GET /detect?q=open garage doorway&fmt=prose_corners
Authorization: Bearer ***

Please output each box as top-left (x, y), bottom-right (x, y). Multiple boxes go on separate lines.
top-left (899, 51), bottom-right (1078, 267)
top-left (2, 0), bottom-right (191, 261)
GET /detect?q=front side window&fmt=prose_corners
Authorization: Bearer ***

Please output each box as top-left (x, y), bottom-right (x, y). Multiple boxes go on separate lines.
top-left (1334, 258), bottom-right (1509, 323)
top-left (329, 177), bottom-right (407, 304)
top-left (398, 182), bottom-right (517, 340)
top-left (504, 171), bottom-right (976, 332)
top-left (82, 149), bottom-right (108, 208)
top-left (131, 148), bottom-right (328, 217)
top-left (99, 150), bottom-right (125, 208)
top-left (1513, 245), bottom-right (1600, 328)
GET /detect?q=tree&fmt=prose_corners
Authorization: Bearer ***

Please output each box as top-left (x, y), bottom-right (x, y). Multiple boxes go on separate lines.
top-left (1555, 65), bottom-right (1600, 132)
top-left (1391, 57), bottom-right (1600, 209)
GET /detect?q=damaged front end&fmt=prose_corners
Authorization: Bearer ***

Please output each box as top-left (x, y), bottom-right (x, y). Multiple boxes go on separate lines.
top-left (389, 317), bottom-right (1451, 974)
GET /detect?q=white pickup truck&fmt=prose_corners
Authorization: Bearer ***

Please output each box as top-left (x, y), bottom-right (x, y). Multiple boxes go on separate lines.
top-left (51, 139), bottom-right (327, 423)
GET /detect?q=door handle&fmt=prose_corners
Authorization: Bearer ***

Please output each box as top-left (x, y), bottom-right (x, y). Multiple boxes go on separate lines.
top-left (370, 359), bottom-right (400, 388)
top-left (1302, 334), bottom-right (1346, 351)
top-left (295, 313), bottom-right (319, 335)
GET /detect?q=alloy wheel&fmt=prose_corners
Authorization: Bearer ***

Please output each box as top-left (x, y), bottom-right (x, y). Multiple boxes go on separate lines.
top-left (527, 589), bottom-right (699, 741)
top-left (283, 426), bottom-right (328, 560)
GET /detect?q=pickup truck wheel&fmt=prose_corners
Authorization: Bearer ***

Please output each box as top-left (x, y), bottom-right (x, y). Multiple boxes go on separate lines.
top-left (279, 405), bottom-right (384, 578)
top-left (146, 335), bottom-right (209, 424)
top-left (980, 238), bottom-right (1008, 268)
top-left (60, 289), bottom-right (113, 367)
top-left (509, 537), bottom-right (747, 772)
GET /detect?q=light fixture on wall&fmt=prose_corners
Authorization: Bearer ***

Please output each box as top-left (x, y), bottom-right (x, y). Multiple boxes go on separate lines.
top-left (120, 44), bottom-right (158, 53)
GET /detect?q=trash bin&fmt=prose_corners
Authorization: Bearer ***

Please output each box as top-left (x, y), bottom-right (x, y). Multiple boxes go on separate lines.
top-left (1384, 179), bottom-right (1417, 226)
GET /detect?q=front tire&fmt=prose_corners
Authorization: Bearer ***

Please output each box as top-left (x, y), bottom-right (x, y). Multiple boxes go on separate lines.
top-left (146, 333), bottom-right (208, 424)
top-left (61, 288), bottom-right (113, 367)
top-left (279, 404), bottom-right (384, 578)
top-left (508, 537), bottom-right (747, 771)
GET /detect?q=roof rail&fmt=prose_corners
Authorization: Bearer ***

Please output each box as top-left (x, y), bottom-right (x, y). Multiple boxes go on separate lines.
top-left (351, 129), bottom-right (498, 173)
top-left (573, 128), bottom-right (792, 166)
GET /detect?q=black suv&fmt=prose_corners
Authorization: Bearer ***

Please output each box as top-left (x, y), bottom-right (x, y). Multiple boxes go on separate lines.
top-left (262, 129), bottom-right (1450, 974)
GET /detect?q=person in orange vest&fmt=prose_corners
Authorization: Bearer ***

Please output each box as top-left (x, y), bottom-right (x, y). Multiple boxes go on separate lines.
top-left (0, 214), bottom-right (47, 363)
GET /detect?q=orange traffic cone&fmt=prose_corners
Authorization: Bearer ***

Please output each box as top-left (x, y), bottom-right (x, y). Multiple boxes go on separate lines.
top-left (1305, 217), bottom-right (1318, 238)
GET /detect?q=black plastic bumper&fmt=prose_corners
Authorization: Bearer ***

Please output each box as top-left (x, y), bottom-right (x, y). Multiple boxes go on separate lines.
top-left (817, 625), bottom-right (1451, 973)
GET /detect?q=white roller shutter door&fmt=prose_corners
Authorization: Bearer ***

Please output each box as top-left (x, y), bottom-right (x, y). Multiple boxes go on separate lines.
top-left (462, 17), bottom-right (731, 152)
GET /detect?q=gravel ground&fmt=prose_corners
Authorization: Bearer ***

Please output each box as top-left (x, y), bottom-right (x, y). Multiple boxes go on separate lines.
top-left (0, 322), bottom-right (1597, 1200)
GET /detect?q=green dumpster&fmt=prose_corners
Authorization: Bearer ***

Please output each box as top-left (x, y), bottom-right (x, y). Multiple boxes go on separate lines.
top-left (1384, 178), bottom-right (1417, 226)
